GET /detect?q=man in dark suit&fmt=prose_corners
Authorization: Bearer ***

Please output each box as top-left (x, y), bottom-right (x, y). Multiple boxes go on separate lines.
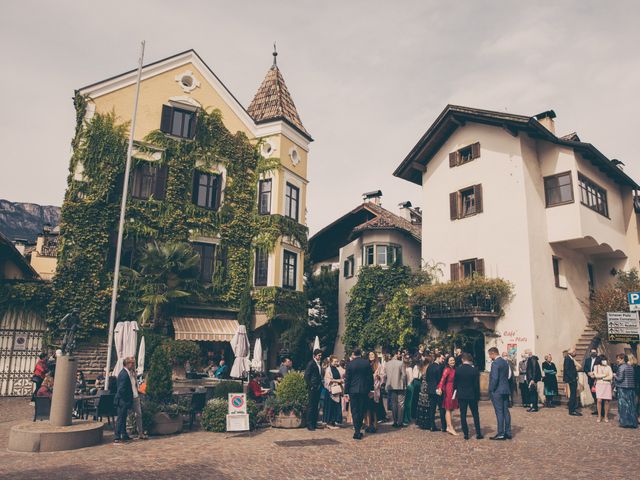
top-left (582, 348), bottom-right (598, 414)
top-left (344, 348), bottom-right (373, 440)
top-left (488, 347), bottom-right (512, 440)
top-left (563, 348), bottom-right (582, 416)
top-left (525, 354), bottom-right (542, 412)
top-left (426, 353), bottom-right (446, 432)
top-left (114, 357), bottom-right (135, 443)
top-left (453, 352), bottom-right (483, 440)
top-left (304, 348), bottom-right (323, 431)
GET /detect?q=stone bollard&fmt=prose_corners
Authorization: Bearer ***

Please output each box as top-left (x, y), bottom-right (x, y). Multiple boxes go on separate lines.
top-left (50, 354), bottom-right (78, 427)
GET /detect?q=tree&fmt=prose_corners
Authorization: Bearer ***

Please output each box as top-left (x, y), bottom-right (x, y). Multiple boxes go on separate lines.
top-left (146, 346), bottom-right (173, 403)
top-left (589, 269), bottom-right (640, 358)
top-left (129, 241), bottom-right (201, 327)
top-left (306, 269), bottom-right (339, 355)
top-left (343, 265), bottom-right (428, 352)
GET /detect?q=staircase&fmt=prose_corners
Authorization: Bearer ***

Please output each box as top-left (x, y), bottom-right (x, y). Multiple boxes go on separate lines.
top-left (74, 342), bottom-right (109, 381)
top-left (556, 325), bottom-right (599, 401)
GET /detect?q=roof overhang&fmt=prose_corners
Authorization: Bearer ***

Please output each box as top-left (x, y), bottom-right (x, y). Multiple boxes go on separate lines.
top-left (393, 104), bottom-right (640, 189)
top-left (0, 231), bottom-right (40, 279)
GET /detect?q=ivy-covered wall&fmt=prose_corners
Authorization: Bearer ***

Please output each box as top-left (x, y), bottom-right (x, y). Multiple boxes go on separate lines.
top-left (49, 94), bottom-right (307, 338)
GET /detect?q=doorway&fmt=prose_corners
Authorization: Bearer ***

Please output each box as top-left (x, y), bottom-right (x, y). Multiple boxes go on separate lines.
top-left (457, 329), bottom-right (486, 371)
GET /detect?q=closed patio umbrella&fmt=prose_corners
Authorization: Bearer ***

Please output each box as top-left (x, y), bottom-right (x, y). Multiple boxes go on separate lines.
top-left (137, 336), bottom-right (145, 376)
top-left (113, 321), bottom-right (139, 377)
top-left (251, 338), bottom-right (264, 373)
top-left (230, 325), bottom-right (251, 378)
top-left (313, 335), bottom-right (321, 352)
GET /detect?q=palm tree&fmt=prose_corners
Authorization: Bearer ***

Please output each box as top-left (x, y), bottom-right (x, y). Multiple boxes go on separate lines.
top-left (131, 241), bottom-right (201, 328)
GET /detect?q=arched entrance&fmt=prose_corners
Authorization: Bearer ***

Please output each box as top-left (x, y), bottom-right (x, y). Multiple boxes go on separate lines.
top-left (457, 329), bottom-right (486, 371)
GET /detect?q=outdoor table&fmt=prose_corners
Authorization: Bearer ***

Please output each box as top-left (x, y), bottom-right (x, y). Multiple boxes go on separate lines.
top-left (73, 394), bottom-right (99, 419)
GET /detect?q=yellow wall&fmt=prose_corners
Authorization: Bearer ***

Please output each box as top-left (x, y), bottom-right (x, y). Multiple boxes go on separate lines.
top-left (90, 63), bottom-right (252, 141)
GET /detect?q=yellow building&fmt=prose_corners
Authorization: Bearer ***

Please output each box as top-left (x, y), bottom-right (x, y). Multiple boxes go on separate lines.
top-left (64, 49), bottom-right (312, 365)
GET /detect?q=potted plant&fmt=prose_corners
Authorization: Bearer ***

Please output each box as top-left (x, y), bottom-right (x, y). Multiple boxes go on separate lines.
top-left (145, 346), bottom-right (185, 435)
top-left (267, 371), bottom-right (309, 428)
top-left (201, 398), bottom-right (260, 432)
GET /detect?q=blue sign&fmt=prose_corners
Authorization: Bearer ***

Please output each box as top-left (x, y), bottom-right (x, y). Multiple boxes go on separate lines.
top-left (628, 292), bottom-right (640, 312)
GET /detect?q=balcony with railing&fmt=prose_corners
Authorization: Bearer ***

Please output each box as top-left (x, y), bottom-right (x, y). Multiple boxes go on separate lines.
top-left (411, 276), bottom-right (513, 323)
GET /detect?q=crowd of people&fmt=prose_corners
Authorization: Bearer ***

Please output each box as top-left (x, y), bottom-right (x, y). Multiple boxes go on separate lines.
top-left (295, 344), bottom-right (640, 440)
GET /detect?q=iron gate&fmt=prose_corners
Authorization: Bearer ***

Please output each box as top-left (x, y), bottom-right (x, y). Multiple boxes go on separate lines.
top-left (0, 310), bottom-right (46, 396)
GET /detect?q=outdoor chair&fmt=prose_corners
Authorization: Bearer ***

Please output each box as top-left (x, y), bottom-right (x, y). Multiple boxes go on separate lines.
top-left (189, 392), bottom-right (207, 430)
top-left (93, 393), bottom-right (116, 426)
top-left (33, 397), bottom-right (51, 422)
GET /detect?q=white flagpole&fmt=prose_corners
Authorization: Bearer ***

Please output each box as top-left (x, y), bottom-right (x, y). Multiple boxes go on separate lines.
top-left (105, 41), bottom-right (146, 390)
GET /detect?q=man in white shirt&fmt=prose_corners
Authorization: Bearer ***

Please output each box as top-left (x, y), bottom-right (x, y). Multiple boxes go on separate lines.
top-left (126, 357), bottom-right (147, 440)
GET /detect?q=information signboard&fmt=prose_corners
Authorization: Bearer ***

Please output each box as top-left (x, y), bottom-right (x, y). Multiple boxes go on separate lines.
top-left (607, 312), bottom-right (640, 343)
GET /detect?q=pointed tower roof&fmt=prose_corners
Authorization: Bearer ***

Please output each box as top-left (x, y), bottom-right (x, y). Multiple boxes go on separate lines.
top-left (247, 46), bottom-right (310, 139)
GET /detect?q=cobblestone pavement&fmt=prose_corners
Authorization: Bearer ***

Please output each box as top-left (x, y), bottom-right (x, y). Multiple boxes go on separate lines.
top-left (1, 397), bottom-right (638, 480)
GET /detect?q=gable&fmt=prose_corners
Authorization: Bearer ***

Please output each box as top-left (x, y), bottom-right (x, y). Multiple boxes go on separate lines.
top-left (79, 51), bottom-right (256, 141)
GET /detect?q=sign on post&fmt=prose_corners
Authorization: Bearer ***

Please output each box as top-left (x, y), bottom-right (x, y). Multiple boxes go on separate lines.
top-left (607, 312), bottom-right (640, 343)
top-left (228, 393), bottom-right (247, 414)
top-left (628, 292), bottom-right (640, 312)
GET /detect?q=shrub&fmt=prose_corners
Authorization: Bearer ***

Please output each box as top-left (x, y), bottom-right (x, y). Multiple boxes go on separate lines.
top-left (211, 381), bottom-right (244, 399)
top-left (163, 339), bottom-right (201, 368)
top-left (275, 371), bottom-right (308, 405)
top-left (146, 346), bottom-right (173, 402)
top-left (201, 398), bottom-right (259, 432)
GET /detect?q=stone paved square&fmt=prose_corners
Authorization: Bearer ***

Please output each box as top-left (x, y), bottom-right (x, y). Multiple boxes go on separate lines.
top-left (1, 398), bottom-right (637, 480)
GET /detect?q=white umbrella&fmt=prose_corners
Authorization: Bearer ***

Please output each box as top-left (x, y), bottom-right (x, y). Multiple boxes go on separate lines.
top-left (230, 325), bottom-right (251, 378)
top-left (112, 321), bottom-right (139, 377)
top-left (251, 338), bottom-right (264, 373)
top-left (313, 335), bottom-right (321, 352)
top-left (112, 322), bottom-right (126, 377)
top-left (137, 336), bottom-right (145, 376)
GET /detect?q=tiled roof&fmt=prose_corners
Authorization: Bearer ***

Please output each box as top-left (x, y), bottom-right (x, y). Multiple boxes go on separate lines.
top-left (247, 64), bottom-right (309, 136)
top-left (351, 202), bottom-right (421, 241)
top-left (561, 132), bottom-right (581, 142)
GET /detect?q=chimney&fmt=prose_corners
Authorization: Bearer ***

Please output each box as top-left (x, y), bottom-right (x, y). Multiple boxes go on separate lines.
top-left (398, 201), bottom-right (413, 221)
top-left (611, 159), bottom-right (625, 171)
top-left (534, 110), bottom-right (556, 134)
top-left (362, 190), bottom-right (383, 206)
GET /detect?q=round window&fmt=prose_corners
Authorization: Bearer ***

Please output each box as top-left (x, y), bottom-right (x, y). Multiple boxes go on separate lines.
top-left (261, 141), bottom-right (274, 157)
top-left (290, 148), bottom-right (300, 165)
top-left (181, 75), bottom-right (193, 88)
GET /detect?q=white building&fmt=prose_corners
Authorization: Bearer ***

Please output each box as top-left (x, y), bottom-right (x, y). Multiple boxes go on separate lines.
top-left (309, 191), bottom-right (422, 358)
top-left (394, 105), bottom-right (640, 367)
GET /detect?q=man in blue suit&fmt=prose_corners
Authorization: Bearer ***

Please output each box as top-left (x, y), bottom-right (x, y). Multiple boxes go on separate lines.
top-left (488, 347), bottom-right (512, 440)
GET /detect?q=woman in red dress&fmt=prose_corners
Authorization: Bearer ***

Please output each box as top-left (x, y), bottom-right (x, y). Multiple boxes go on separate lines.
top-left (437, 356), bottom-right (459, 435)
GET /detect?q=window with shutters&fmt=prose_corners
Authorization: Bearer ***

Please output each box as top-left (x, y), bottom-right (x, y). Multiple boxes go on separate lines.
top-left (131, 162), bottom-right (168, 200)
top-left (544, 171), bottom-right (574, 207)
top-left (192, 171), bottom-right (221, 211)
top-left (284, 183), bottom-right (299, 221)
top-left (449, 142), bottom-right (480, 167)
top-left (451, 258), bottom-right (485, 280)
top-left (282, 250), bottom-right (297, 290)
top-left (254, 248), bottom-right (268, 286)
top-left (343, 255), bottom-right (355, 278)
top-left (192, 242), bottom-right (216, 283)
top-left (160, 105), bottom-right (196, 139)
top-left (578, 173), bottom-right (609, 218)
top-left (258, 179), bottom-right (272, 215)
top-left (450, 184), bottom-right (483, 220)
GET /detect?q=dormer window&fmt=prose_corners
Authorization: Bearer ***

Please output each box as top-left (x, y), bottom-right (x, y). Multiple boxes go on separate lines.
top-left (160, 104), bottom-right (196, 139)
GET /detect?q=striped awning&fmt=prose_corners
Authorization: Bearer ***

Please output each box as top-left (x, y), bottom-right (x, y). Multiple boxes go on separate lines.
top-left (172, 317), bottom-right (239, 342)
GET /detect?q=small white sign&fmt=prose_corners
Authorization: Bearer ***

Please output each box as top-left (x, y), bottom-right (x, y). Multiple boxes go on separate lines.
top-left (228, 393), bottom-right (247, 414)
top-left (13, 334), bottom-right (28, 351)
top-left (628, 292), bottom-right (640, 312)
top-left (607, 311), bottom-right (640, 343)
top-left (226, 414), bottom-right (249, 432)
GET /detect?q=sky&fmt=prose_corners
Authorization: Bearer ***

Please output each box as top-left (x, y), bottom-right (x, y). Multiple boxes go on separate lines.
top-left (1, 1), bottom-right (639, 235)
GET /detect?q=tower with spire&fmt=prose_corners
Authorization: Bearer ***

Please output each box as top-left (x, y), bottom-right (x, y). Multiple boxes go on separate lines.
top-left (246, 44), bottom-right (312, 304)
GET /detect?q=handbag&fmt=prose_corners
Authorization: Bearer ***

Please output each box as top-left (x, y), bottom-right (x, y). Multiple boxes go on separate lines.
top-left (330, 384), bottom-right (342, 395)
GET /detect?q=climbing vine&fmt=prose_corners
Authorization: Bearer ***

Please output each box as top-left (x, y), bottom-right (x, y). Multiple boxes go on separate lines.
top-left (49, 93), bottom-right (308, 337)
